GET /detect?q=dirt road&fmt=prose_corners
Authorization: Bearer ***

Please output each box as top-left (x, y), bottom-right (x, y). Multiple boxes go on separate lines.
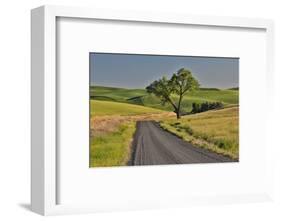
top-left (130, 121), bottom-right (236, 165)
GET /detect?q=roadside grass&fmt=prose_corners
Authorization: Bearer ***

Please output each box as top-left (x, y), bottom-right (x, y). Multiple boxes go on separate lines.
top-left (90, 122), bottom-right (136, 167)
top-left (90, 100), bottom-right (173, 167)
top-left (159, 107), bottom-right (239, 160)
top-left (90, 85), bottom-right (239, 113)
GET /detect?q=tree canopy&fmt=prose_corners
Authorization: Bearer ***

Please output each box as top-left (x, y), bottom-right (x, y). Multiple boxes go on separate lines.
top-left (146, 68), bottom-right (200, 119)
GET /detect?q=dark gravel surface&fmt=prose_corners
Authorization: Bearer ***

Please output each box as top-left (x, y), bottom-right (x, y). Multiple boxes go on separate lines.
top-left (130, 121), bottom-right (237, 166)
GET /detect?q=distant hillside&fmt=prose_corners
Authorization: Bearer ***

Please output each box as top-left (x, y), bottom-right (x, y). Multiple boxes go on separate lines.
top-left (90, 85), bottom-right (239, 112)
top-left (228, 87), bottom-right (239, 90)
top-left (199, 88), bottom-right (220, 91)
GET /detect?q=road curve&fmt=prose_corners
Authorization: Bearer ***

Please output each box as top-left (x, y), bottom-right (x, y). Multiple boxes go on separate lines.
top-left (130, 121), bottom-right (237, 166)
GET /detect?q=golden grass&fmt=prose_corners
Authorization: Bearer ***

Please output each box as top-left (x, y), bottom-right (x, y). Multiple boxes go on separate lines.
top-left (90, 100), bottom-right (175, 167)
top-left (160, 107), bottom-right (239, 159)
top-left (91, 100), bottom-right (164, 116)
top-left (91, 112), bottom-right (175, 137)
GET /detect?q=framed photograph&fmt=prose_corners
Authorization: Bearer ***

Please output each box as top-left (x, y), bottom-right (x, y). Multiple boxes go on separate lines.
top-left (31, 5), bottom-right (274, 215)
top-left (89, 52), bottom-right (239, 167)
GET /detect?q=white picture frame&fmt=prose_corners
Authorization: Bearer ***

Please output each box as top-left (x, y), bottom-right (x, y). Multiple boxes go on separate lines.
top-left (31, 5), bottom-right (274, 215)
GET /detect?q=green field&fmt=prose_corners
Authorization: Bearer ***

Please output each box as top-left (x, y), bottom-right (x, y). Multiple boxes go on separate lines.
top-left (160, 107), bottom-right (239, 159)
top-left (90, 85), bottom-right (239, 167)
top-left (90, 85), bottom-right (238, 112)
top-left (90, 100), bottom-right (168, 167)
top-left (90, 122), bottom-right (136, 167)
top-left (91, 100), bottom-right (165, 116)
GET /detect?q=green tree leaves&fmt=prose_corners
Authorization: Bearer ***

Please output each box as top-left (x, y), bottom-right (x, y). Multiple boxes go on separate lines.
top-left (146, 68), bottom-right (200, 119)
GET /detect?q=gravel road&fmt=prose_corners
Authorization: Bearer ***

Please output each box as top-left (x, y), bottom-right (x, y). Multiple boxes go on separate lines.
top-left (130, 121), bottom-right (237, 165)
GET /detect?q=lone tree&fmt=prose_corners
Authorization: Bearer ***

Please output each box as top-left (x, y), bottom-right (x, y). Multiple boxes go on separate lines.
top-left (146, 68), bottom-right (199, 119)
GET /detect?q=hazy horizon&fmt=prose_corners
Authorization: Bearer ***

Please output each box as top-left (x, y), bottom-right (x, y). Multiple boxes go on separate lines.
top-left (90, 53), bottom-right (239, 89)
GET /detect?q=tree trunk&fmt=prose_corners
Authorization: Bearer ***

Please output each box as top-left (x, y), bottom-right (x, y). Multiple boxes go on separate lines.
top-left (176, 94), bottom-right (183, 119)
top-left (176, 110), bottom-right (181, 119)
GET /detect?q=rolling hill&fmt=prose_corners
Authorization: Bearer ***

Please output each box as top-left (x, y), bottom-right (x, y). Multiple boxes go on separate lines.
top-left (90, 85), bottom-right (239, 113)
top-left (91, 100), bottom-right (165, 116)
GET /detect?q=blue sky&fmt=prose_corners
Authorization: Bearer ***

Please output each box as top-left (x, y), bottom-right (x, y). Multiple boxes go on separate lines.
top-left (90, 53), bottom-right (239, 89)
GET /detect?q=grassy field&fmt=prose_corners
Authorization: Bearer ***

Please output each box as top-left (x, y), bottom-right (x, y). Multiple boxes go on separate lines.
top-left (90, 100), bottom-right (164, 116)
top-left (90, 86), bottom-right (239, 167)
top-left (90, 100), bottom-right (170, 167)
top-left (90, 122), bottom-right (136, 167)
top-left (90, 85), bottom-right (238, 112)
top-left (160, 106), bottom-right (239, 159)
